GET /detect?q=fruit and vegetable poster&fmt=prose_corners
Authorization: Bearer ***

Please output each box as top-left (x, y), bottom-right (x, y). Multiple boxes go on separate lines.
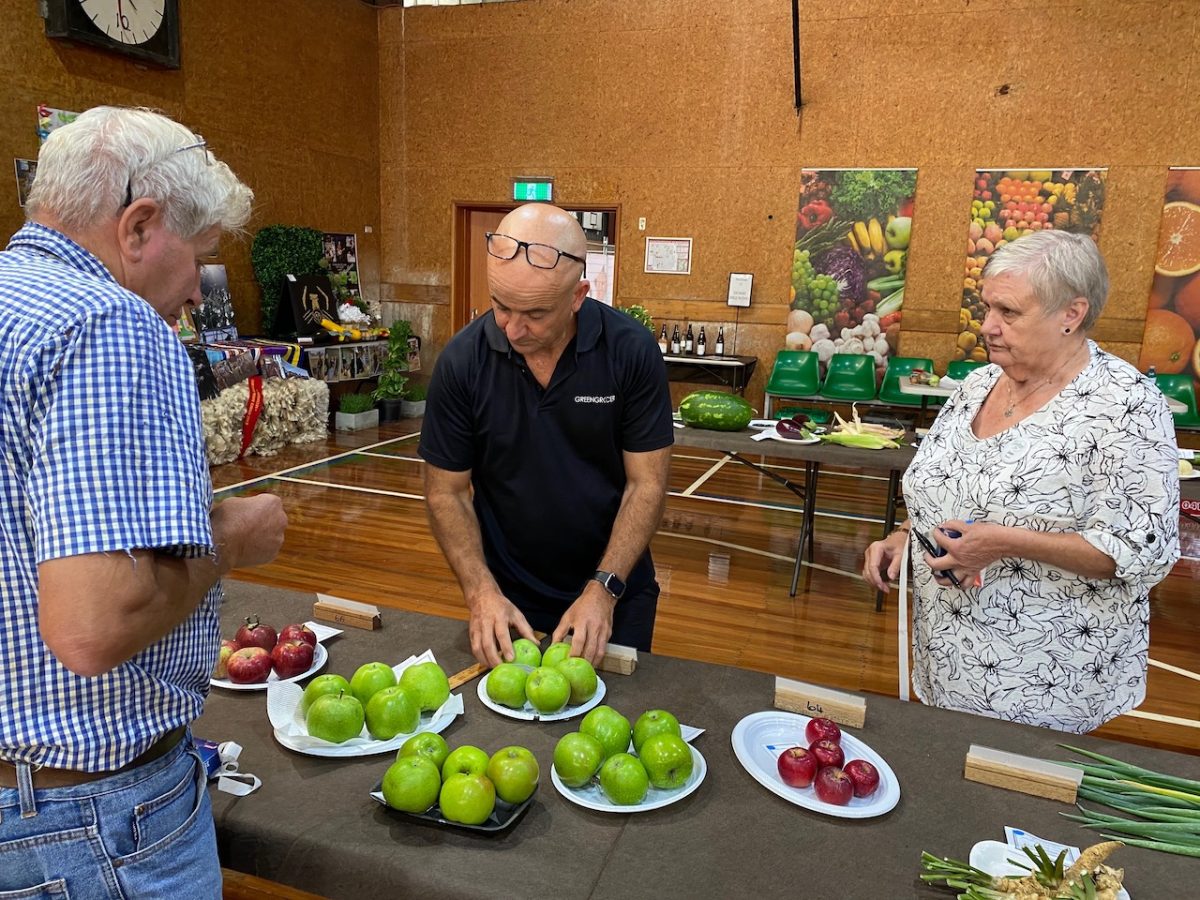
top-left (960, 169), bottom-right (1107, 364)
top-left (787, 168), bottom-right (917, 372)
top-left (1141, 168), bottom-right (1200, 384)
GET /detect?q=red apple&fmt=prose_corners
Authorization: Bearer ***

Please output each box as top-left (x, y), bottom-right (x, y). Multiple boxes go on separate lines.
top-left (235, 615), bottom-right (277, 652)
top-left (212, 639), bottom-right (239, 680)
top-left (226, 647), bottom-right (272, 684)
top-left (271, 639), bottom-right (315, 679)
top-left (814, 766), bottom-right (853, 806)
top-left (776, 746), bottom-right (818, 788)
top-left (809, 739), bottom-right (845, 770)
top-left (278, 623), bottom-right (317, 648)
top-left (843, 759), bottom-right (881, 798)
top-left (804, 717), bottom-right (842, 745)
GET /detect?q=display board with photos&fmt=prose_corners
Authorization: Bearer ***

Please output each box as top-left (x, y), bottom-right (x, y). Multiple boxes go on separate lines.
top-left (196, 265), bottom-right (238, 342)
top-left (322, 232), bottom-right (361, 303)
top-left (304, 342), bottom-right (386, 384)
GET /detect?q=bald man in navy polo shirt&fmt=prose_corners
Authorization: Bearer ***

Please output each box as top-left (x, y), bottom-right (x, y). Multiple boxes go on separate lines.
top-left (420, 204), bottom-right (674, 668)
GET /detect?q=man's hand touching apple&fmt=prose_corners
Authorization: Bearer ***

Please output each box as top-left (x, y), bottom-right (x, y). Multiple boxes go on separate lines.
top-left (552, 582), bottom-right (614, 666)
top-left (467, 588), bottom-right (538, 668)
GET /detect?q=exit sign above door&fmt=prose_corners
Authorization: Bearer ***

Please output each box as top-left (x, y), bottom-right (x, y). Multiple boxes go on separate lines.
top-left (512, 178), bottom-right (554, 202)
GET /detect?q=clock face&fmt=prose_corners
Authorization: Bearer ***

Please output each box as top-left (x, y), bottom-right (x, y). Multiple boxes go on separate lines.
top-left (78, 0), bottom-right (166, 47)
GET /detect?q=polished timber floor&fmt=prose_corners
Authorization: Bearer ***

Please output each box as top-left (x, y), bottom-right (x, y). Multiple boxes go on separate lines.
top-left (211, 419), bottom-right (1200, 756)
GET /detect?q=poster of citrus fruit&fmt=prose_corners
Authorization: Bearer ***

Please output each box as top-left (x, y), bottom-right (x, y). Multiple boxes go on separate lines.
top-left (959, 169), bottom-right (1107, 363)
top-left (1141, 168), bottom-right (1200, 387)
top-left (786, 168), bottom-right (918, 375)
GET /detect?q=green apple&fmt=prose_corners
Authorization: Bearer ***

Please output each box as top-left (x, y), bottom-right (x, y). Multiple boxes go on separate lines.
top-left (301, 673), bottom-right (352, 716)
top-left (541, 641), bottom-right (572, 670)
top-left (486, 746), bottom-right (539, 804)
top-left (397, 731), bottom-right (450, 771)
top-left (510, 638), bottom-right (541, 668)
top-left (552, 732), bottom-right (605, 788)
top-left (365, 685), bottom-right (420, 740)
top-left (525, 666), bottom-right (571, 714)
top-left (638, 732), bottom-right (693, 790)
top-left (438, 773), bottom-right (495, 826)
top-left (485, 663), bottom-right (529, 709)
top-left (442, 744), bottom-right (490, 781)
top-left (598, 752), bottom-right (650, 806)
top-left (885, 215), bottom-right (912, 250)
top-left (580, 705), bottom-right (632, 760)
top-left (381, 755), bottom-right (441, 814)
top-left (305, 691), bottom-right (364, 744)
top-left (555, 657), bottom-right (598, 705)
top-left (349, 662), bottom-right (397, 708)
top-left (633, 709), bottom-right (682, 753)
top-left (398, 661), bottom-right (451, 712)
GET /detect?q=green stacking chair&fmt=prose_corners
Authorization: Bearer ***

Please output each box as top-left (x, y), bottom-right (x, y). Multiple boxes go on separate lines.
top-left (819, 354), bottom-right (878, 402)
top-left (763, 350), bottom-right (821, 417)
top-left (1155, 374), bottom-right (1200, 429)
top-left (878, 357), bottom-right (936, 406)
top-left (947, 360), bottom-right (986, 381)
top-left (774, 406), bottom-right (832, 425)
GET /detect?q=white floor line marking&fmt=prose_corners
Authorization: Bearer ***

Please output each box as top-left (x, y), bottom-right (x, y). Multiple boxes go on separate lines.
top-left (274, 476), bottom-right (424, 501)
top-left (672, 453), bottom-right (890, 482)
top-left (667, 490), bottom-right (887, 526)
top-left (357, 451), bottom-right (424, 462)
top-left (681, 456), bottom-right (732, 496)
top-left (214, 433), bottom-right (421, 494)
top-left (1149, 659), bottom-right (1200, 683)
top-left (660, 532), bottom-right (872, 583)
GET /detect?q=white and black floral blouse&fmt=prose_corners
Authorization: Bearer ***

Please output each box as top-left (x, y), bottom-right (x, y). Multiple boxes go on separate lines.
top-left (903, 341), bottom-right (1180, 733)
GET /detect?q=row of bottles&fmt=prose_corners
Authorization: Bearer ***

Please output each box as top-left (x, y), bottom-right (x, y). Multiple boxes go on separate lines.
top-left (658, 324), bottom-right (724, 357)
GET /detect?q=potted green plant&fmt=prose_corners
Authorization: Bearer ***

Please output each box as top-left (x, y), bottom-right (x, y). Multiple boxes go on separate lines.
top-left (619, 304), bottom-right (655, 334)
top-left (372, 320), bottom-right (413, 423)
top-left (250, 225), bottom-right (325, 337)
top-left (335, 391), bottom-right (378, 432)
top-left (400, 380), bottom-right (427, 418)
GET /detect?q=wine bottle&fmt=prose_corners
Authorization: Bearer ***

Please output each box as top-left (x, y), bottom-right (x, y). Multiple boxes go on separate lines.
top-left (658, 325), bottom-right (669, 354)
top-left (715, 327), bottom-right (725, 356)
top-left (670, 324), bottom-right (681, 355)
top-left (696, 326), bottom-right (707, 356)
top-left (684, 323), bottom-right (694, 354)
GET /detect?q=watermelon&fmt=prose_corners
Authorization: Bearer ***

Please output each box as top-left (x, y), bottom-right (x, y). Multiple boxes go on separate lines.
top-left (678, 390), bottom-right (753, 431)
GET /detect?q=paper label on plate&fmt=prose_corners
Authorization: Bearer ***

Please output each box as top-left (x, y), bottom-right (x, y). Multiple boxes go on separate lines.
top-left (304, 620), bottom-right (343, 643)
top-left (1004, 827), bottom-right (1080, 866)
top-left (267, 649), bottom-right (465, 749)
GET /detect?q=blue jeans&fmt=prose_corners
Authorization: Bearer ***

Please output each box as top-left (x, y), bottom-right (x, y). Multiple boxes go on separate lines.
top-left (0, 737), bottom-right (220, 899)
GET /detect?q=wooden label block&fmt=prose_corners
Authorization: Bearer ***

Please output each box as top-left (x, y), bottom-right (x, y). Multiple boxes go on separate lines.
top-left (964, 744), bottom-right (1081, 804)
top-left (773, 677), bottom-right (866, 728)
top-left (597, 643), bottom-right (637, 676)
top-left (313, 594), bottom-right (381, 631)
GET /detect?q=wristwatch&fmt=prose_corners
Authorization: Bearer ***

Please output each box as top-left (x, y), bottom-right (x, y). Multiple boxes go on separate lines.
top-left (592, 570), bottom-right (626, 600)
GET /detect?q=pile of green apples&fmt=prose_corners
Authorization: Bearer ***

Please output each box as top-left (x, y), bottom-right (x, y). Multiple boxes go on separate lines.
top-left (301, 660), bottom-right (450, 744)
top-left (486, 639), bottom-right (599, 714)
top-left (380, 732), bottom-right (539, 826)
top-left (554, 706), bottom-right (693, 806)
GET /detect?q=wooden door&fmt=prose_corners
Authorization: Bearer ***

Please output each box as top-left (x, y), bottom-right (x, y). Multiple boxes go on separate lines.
top-left (464, 208), bottom-right (508, 327)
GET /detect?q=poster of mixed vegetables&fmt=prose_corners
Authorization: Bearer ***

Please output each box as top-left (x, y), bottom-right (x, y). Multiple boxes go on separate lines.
top-left (786, 168), bottom-right (917, 374)
top-left (1140, 168), bottom-right (1200, 384)
top-left (959, 169), bottom-right (1107, 363)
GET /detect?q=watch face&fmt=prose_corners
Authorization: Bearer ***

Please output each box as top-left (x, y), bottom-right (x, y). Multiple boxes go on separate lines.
top-left (78, 0), bottom-right (166, 46)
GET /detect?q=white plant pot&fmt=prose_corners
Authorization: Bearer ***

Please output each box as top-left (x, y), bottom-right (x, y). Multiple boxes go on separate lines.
top-left (335, 409), bottom-right (379, 432)
top-left (400, 399), bottom-right (426, 418)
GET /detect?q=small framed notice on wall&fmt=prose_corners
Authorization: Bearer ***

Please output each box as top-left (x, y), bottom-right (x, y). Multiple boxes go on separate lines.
top-left (727, 273), bottom-right (753, 307)
top-left (644, 237), bottom-right (692, 275)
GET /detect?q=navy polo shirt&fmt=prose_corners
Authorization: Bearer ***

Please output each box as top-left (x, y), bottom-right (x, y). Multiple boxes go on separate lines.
top-left (419, 298), bottom-right (674, 615)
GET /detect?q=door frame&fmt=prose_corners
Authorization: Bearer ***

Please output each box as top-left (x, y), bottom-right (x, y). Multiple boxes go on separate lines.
top-left (450, 201), bottom-right (622, 334)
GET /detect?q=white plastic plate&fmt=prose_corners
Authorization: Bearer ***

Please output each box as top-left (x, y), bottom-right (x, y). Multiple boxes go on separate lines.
top-left (731, 710), bottom-right (899, 819)
top-left (969, 841), bottom-right (1130, 900)
top-left (477, 672), bottom-right (606, 722)
top-left (751, 430), bottom-right (820, 445)
top-left (210, 641), bottom-right (328, 692)
top-left (551, 744), bottom-right (706, 813)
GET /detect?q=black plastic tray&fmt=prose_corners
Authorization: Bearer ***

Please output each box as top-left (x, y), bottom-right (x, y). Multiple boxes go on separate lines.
top-left (370, 780), bottom-right (534, 833)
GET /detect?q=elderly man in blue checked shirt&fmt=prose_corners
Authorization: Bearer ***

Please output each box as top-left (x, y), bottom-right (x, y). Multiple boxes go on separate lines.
top-left (0, 107), bottom-right (287, 898)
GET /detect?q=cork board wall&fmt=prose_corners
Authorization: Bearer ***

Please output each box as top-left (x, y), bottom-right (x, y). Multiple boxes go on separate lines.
top-left (377, 0), bottom-right (1200, 407)
top-left (0, 0), bottom-right (381, 334)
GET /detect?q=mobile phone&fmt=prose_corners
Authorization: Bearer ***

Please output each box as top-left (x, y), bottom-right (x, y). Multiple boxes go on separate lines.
top-left (912, 529), bottom-right (962, 588)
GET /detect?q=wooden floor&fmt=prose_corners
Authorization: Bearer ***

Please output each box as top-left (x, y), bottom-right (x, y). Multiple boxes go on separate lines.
top-left (213, 419), bottom-right (1200, 757)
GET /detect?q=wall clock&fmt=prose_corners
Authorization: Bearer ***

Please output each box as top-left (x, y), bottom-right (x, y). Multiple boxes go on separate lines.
top-left (43, 0), bottom-right (181, 69)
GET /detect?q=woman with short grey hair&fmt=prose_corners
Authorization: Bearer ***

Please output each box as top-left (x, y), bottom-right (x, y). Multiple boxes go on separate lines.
top-left (864, 229), bottom-right (1179, 733)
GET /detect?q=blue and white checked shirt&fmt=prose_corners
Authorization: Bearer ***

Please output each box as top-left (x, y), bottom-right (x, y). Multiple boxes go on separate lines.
top-left (0, 223), bottom-right (220, 771)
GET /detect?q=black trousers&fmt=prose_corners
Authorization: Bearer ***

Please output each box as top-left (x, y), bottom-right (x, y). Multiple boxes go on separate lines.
top-left (520, 580), bottom-right (659, 652)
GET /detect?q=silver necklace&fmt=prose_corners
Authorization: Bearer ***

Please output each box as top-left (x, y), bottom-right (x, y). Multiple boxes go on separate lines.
top-left (1002, 347), bottom-right (1084, 418)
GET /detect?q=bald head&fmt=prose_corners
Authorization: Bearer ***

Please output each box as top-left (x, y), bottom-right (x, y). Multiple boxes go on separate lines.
top-left (498, 204), bottom-right (588, 262)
